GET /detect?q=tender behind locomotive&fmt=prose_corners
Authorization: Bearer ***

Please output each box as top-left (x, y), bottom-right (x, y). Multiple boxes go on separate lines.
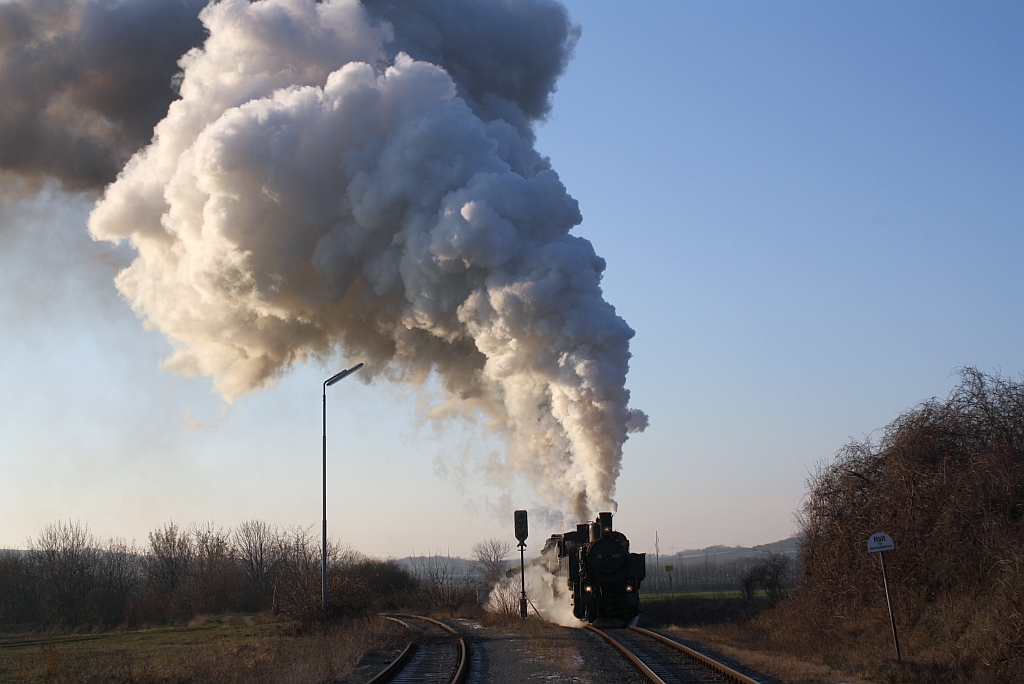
top-left (542, 512), bottom-right (645, 625)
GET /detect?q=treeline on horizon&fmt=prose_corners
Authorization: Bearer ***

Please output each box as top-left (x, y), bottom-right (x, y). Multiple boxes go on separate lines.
top-left (643, 554), bottom-right (796, 599)
top-left (0, 520), bottom-right (474, 632)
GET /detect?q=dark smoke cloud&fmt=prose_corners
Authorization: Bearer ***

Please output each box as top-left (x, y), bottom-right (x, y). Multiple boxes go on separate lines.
top-left (0, 0), bottom-right (579, 191)
top-left (0, 0), bottom-right (208, 190)
top-left (363, 0), bottom-right (579, 137)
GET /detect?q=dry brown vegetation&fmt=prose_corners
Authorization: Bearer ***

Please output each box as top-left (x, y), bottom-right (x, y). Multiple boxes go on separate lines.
top-left (0, 614), bottom-right (407, 684)
top-left (0, 521), bottom-right (505, 681)
top-left (0, 521), bottom-right (423, 633)
top-left (681, 369), bottom-right (1024, 683)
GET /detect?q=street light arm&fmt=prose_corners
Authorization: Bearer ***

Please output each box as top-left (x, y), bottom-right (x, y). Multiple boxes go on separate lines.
top-left (326, 363), bottom-right (364, 387)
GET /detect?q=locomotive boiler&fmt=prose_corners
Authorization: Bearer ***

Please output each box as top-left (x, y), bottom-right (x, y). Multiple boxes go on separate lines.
top-left (542, 512), bottom-right (646, 625)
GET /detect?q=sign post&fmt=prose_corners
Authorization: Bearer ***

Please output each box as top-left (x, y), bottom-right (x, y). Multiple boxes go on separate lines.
top-left (867, 532), bottom-right (901, 661)
top-left (514, 510), bottom-right (529, 618)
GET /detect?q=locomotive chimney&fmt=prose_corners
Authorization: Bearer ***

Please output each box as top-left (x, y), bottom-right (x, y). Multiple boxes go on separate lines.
top-left (599, 512), bottom-right (613, 533)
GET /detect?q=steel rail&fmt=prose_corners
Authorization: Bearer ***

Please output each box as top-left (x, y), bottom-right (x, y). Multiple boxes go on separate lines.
top-left (381, 615), bottom-right (413, 630)
top-left (365, 615), bottom-right (416, 684)
top-left (629, 626), bottom-right (762, 684)
top-left (584, 625), bottom-right (666, 683)
top-left (365, 641), bottom-right (415, 684)
top-left (392, 613), bottom-right (458, 635)
top-left (375, 613), bottom-right (468, 684)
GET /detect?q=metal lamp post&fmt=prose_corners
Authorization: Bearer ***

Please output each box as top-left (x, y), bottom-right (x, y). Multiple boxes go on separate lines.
top-left (322, 363), bottom-right (363, 627)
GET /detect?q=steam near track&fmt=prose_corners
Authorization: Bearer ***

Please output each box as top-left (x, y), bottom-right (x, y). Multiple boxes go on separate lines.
top-left (3, 0), bottom-right (647, 521)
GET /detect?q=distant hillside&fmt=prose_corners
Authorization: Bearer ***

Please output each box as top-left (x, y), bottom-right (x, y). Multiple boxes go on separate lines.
top-left (391, 536), bottom-right (802, 572)
top-left (393, 554), bottom-right (478, 577)
top-left (654, 536), bottom-right (801, 567)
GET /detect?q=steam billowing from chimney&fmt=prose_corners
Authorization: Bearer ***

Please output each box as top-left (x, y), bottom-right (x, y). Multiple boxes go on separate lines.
top-left (23, 0), bottom-right (646, 520)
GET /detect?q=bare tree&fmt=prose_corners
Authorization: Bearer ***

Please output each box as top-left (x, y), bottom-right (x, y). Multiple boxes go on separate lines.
top-left (30, 520), bottom-right (100, 627)
top-left (0, 550), bottom-right (38, 626)
top-left (234, 519), bottom-right (277, 611)
top-left (188, 522), bottom-right (236, 614)
top-left (733, 557), bottom-right (761, 601)
top-left (146, 521), bottom-right (194, 620)
top-left (758, 552), bottom-right (791, 604)
top-left (94, 537), bottom-right (140, 626)
top-left (472, 538), bottom-right (512, 586)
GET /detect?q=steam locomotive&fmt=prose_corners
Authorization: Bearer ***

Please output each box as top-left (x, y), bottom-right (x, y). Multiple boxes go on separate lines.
top-left (542, 512), bottom-right (646, 626)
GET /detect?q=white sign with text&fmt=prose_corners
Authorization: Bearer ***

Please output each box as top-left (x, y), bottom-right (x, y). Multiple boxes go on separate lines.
top-left (867, 532), bottom-right (894, 553)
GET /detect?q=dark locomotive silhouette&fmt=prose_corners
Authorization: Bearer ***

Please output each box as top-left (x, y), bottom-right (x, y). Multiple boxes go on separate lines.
top-left (542, 512), bottom-right (646, 625)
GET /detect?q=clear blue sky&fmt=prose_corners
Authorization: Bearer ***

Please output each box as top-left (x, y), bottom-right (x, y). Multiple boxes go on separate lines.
top-left (1, 1), bottom-right (1021, 557)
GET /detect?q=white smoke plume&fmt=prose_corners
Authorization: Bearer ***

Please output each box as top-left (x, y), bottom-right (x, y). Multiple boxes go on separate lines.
top-left (87, 0), bottom-right (646, 519)
top-left (485, 553), bottom-right (583, 628)
top-left (527, 547), bottom-right (585, 627)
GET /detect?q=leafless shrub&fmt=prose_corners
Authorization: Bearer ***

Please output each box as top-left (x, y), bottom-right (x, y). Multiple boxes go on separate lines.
top-left (270, 525), bottom-right (367, 626)
top-left (270, 525), bottom-right (325, 623)
top-left (409, 554), bottom-right (476, 614)
top-left (792, 368), bottom-right (1024, 679)
top-left (739, 552), bottom-right (791, 605)
top-left (486, 575), bottom-right (523, 618)
top-left (347, 558), bottom-right (419, 611)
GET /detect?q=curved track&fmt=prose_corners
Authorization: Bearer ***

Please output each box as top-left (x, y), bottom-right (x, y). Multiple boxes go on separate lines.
top-left (586, 625), bottom-right (762, 684)
top-left (368, 614), bottom-right (467, 684)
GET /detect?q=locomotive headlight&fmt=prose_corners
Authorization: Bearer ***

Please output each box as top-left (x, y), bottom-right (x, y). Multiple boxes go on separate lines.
top-left (584, 585), bottom-right (593, 593)
top-left (626, 585), bottom-right (634, 592)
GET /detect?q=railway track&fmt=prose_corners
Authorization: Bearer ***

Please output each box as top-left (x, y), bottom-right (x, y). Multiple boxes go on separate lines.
top-left (586, 625), bottom-right (763, 684)
top-left (368, 614), bottom-right (467, 684)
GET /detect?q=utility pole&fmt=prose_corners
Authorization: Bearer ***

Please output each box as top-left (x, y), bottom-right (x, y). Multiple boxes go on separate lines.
top-left (655, 531), bottom-right (661, 595)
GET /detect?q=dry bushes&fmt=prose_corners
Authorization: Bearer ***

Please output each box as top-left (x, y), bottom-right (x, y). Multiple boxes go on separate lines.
top-left (789, 368), bottom-right (1024, 681)
top-left (4, 616), bottom-right (403, 684)
top-left (1, 520), bottom-right (419, 633)
top-left (406, 555), bottom-right (476, 615)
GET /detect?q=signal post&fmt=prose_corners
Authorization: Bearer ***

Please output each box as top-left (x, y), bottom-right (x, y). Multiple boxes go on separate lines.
top-left (514, 510), bottom-right (528, 618)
